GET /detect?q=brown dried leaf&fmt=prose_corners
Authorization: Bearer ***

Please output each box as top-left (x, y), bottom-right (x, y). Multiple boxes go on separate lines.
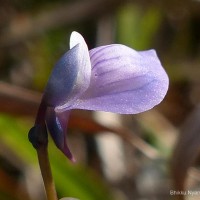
top-left (0, 81), bottom-right (40, 116)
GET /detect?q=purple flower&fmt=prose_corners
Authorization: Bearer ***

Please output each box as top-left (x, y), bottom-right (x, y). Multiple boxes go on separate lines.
top-left (29, 31), bottom-right (169, 161)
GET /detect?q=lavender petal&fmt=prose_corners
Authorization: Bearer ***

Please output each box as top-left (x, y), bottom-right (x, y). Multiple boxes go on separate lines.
top-left (44, 32), bottom-right (91, 109)
top-left (45, 107), bottom-right (74, 160)
top-left (73, 44), bottom-right (169, 114)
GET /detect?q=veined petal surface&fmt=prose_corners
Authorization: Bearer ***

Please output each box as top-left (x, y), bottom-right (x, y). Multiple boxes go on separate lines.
top-left (73, 44), bottom-right (169, 114)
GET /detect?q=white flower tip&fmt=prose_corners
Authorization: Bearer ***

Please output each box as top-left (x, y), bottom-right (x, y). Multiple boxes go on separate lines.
top-left (70, 31), bottom-right (86, 49)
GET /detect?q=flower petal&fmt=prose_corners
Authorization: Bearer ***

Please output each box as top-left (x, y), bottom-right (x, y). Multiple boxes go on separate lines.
top-left (45, 107), bottom-right (74, 160)
top-left (70, 31), bottom-right (87, 50)
top-left (72, 44), bottom-right (169, 114)
top-left (44, 32), bottom-right (91, 109)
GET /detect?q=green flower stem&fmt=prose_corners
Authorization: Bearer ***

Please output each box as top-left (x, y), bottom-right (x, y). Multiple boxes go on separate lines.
top-left (37, 145), bottom-right (58, 200)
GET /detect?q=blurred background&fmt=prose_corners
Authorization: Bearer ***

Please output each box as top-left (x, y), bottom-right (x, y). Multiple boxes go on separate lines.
top-left (0, 0), bottom-right (200, 199)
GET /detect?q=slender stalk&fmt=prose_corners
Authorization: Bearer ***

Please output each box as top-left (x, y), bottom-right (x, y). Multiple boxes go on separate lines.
top-left (29, 97), bottom-right (58, 199)
top-left (37, 145), bottom-right (58, 200)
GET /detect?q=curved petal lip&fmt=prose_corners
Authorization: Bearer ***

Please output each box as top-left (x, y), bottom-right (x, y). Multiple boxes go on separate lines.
top-left (73, 77), bottom-right (168, 114)
top-left (70, 44), bottom-right (169, 114)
